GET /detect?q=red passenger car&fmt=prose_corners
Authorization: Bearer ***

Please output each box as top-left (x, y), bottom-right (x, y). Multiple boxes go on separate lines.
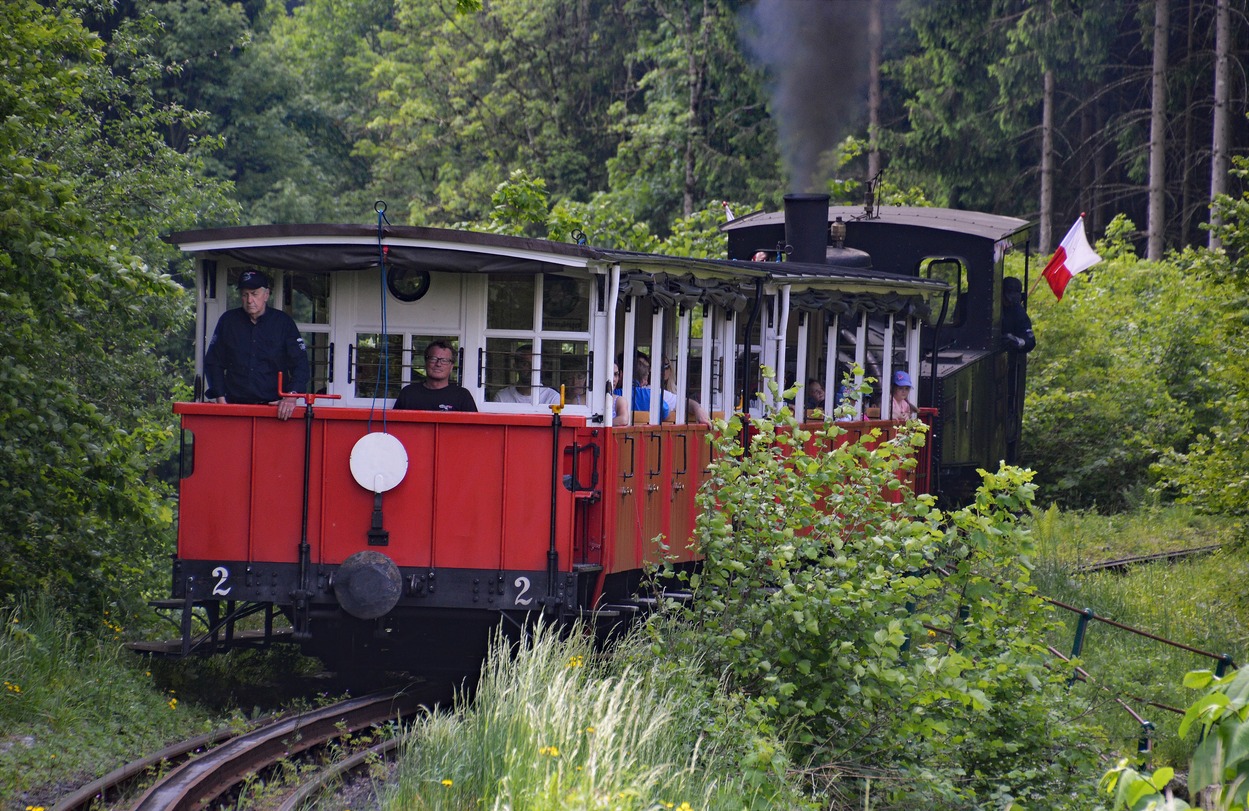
top-left (159, 195), bottom-right (1028, 676)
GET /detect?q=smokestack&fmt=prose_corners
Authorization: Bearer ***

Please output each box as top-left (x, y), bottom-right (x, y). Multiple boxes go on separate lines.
top-left (784, 193), bottom-right (830, 263)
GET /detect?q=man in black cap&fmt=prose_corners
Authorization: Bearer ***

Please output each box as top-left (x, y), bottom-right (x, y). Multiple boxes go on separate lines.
top-left (1001, 276), bottom-right (1036, 353)
top-left (204, 270), bottom-right (309, 420)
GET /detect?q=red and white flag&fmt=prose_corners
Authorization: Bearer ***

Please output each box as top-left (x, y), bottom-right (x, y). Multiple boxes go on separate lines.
top-left (1042, 216), bottom-right (1102, 300)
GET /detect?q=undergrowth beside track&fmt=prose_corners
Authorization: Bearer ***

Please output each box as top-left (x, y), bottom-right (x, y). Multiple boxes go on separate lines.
top-left (1030, 506), bottom-right (1246, 768)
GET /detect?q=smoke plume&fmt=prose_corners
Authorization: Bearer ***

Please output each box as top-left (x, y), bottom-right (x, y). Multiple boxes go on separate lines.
top-left (742, 0), bottom-right (877, 193)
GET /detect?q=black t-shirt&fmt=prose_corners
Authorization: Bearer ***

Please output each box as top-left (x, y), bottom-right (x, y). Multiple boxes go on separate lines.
top-left (393, 382), bottom-right (478, 412)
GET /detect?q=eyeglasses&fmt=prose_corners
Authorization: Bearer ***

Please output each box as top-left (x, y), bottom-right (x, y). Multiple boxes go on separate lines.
top-left (427, 357), bottom-right (454, 366)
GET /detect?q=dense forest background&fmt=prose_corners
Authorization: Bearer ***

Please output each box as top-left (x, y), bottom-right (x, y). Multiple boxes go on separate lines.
top-left (6, 0), bottom-right (1249, 616)
top-left (84, 0), bottom-right (1249, 250)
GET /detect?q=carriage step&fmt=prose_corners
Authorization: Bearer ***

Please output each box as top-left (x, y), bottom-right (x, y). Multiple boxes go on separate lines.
top-left (148, 599), bottom-right (190, 610)
top-left (602, 604), bottom-right (641, 614)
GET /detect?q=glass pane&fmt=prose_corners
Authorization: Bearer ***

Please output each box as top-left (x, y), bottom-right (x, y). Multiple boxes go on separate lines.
top-left (303, 332), bottom-right (331, 394)
top-left (285, 271), bottom-right (330, 324)
top-left (924, 259), bottom-right (966, 327)
top-left (354, 333), bottom-right (403, 399)
top-left (541, 276), bottom-right (590, 332)
top-left (486, 338), bottom-right (535, 402)
top-left (411, 336), bottom-right (462, 384)
top-left (543, 341), bottom-right (589, 401)
top-left (487, 276), bottom-right (535, 330)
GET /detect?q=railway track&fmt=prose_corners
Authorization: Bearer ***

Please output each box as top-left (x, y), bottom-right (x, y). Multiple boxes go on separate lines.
top-left (1073, 543), bottom-right (1222, 574)
top-left (52, 684), bottom-right (449, 811)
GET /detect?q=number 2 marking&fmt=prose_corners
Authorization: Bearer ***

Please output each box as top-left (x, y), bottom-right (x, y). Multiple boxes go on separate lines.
top-left (212, 566), bottom-right (232, 596)
top-left (513, 576), bottom-right (532, 606)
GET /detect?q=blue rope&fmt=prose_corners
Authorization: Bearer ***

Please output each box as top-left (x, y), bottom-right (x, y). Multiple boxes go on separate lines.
top-left (369, 202), bottom-right (392, 434)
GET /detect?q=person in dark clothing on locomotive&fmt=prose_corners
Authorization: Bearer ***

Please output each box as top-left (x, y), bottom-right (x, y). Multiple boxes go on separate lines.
top-left (204, 270), bottom-right (309, 421)
top-left (1001, 276), bottom-right (1036, 353)
top-left (394, 340), bottom-right (477, 412)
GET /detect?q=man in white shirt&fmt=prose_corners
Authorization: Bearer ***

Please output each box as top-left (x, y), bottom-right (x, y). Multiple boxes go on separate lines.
top-left (494, 344), bottom-right (560, 405)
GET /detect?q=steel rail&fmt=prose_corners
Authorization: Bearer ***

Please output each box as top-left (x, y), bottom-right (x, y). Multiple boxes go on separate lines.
top-left (50, 720), bottom-right (275, 811)
top-left (130, 689), bottom-right (423, 811)
top-left (275, 737), bottom-right (400, 811)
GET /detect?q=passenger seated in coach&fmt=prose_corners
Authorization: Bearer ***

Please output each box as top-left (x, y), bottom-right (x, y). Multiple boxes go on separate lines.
top-left (494, 344), bottom-right (560, 405)
top-left (563, 370), bottom-right (589, 406)
top-left (804, 378), bottom-right (826, 421)
top-left (660, 355), bottom-right (712, 426)
top-left (609, 362), bottom-right (629, 425)
top-left (616, 351), bottom-right (670, 422)
top-left (890, 370), bottom-right (916, 420)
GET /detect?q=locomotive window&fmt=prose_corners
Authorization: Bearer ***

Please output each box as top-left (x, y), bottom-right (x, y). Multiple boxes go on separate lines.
top-left (923, 258), bottom-right (967, 327)
top-left (386, 267), bottom-right (431, 302)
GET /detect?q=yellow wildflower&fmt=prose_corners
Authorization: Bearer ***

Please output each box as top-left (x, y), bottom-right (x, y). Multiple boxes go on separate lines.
top-left (441, 779), bottom-right (453, 787)
top-left (566, 655), bottom-right (584, 668)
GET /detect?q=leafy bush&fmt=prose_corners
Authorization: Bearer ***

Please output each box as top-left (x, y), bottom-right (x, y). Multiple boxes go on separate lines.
top-left (1022, 216), bottom-right (1220, 511)
top-left (667, 391), bottom-right (1104, 808)
top-left (1102, 666), bottom-right (1249, 810)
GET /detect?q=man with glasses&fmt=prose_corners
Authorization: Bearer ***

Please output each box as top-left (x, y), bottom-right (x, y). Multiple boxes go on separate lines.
top-left (394, 340), bottom-right (477, 412)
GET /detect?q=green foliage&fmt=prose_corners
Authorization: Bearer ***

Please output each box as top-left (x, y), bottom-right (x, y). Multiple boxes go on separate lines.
top-left (1031, 508), bottom-right (1244, 767)
top-left (1151, 157), bottom-right (1249, 522)
top-left (0, 0), bottom-right (233, 617)
top-left (385, 621), bottom-right (808, 810)
top-left (1101, 667), bottom-right (1249, 811)
top-left (667, 383), bottom-right (1102, 808)
top-left (1022, 216), bottom-right (1229, 511)
top-left (0, 597), bottom-right (219, 803)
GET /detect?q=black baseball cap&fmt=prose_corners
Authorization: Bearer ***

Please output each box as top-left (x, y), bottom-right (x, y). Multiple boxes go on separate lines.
top-left (238, 270), bottom-right (271, 290)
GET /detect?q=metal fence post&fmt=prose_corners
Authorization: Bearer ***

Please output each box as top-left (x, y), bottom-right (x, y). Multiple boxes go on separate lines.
top-left (1067, 608), bottom-right (1095, 687)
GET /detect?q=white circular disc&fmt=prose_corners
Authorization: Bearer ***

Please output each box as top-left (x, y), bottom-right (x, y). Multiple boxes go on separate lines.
top-left (349, 432), bottom-right (409, 493)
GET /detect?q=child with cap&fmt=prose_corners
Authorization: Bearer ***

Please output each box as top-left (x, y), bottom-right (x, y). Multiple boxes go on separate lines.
top-left (891, 370), bottom-right (915, 420)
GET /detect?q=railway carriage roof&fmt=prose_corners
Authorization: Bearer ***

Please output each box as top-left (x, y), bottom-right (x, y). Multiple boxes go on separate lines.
top-left (167, 223), bottom-right (947, 296)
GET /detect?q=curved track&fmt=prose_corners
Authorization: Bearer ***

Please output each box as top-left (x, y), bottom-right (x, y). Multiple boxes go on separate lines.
top-left (53, 685), bottom-right (445, 811)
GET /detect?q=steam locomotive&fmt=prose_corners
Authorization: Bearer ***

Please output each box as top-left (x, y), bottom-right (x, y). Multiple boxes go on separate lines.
top-left (154, 194), bottom-right (1033, 676)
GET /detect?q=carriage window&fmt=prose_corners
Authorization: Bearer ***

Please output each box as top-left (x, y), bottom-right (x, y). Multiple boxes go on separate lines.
top-left (923, 258), bottom-right (967, 327)
top-left (484, 274), bottom-right (593, 406)
top-left (284, 271), bottom-right (330, 324)
top-left (487, 277), bottom-right (535, 330)
top-left (353, 333), bottom-right (403, 400)
top-left (542, 277), bottom-right (590, 332)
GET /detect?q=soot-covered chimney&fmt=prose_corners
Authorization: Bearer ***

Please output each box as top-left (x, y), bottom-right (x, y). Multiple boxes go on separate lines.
top-left (784, 193), bottom-right (831, 264)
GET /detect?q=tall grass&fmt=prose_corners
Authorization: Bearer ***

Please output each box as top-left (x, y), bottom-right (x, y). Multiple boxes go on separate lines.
top-left (1030, 505), bottom-right (1247, 766)
top-left (384, 621), bottom-right (807, 811)
top-left (0, 596), bottom-right (216, 809)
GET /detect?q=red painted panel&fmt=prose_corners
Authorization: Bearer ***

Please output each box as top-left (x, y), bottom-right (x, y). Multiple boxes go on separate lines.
top-left (177, 408), bottom-right (310, 563)
top-left (175, 404), bottom-right (585, 573)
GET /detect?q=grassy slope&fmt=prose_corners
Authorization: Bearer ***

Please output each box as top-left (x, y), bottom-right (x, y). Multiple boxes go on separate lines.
top-left (1030, 506), bottom-right (1247, 766)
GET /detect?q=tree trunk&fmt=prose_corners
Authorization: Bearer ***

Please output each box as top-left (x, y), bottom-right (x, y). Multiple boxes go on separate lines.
top-left (1210, 0), bottom-right (1230, 250)
top-left (1040, 69), bottom-right (1054, 254)
top-left (1147, 0), bottom-right (1169, 260)
top-left (868, 0), bottom-right (882, 180)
